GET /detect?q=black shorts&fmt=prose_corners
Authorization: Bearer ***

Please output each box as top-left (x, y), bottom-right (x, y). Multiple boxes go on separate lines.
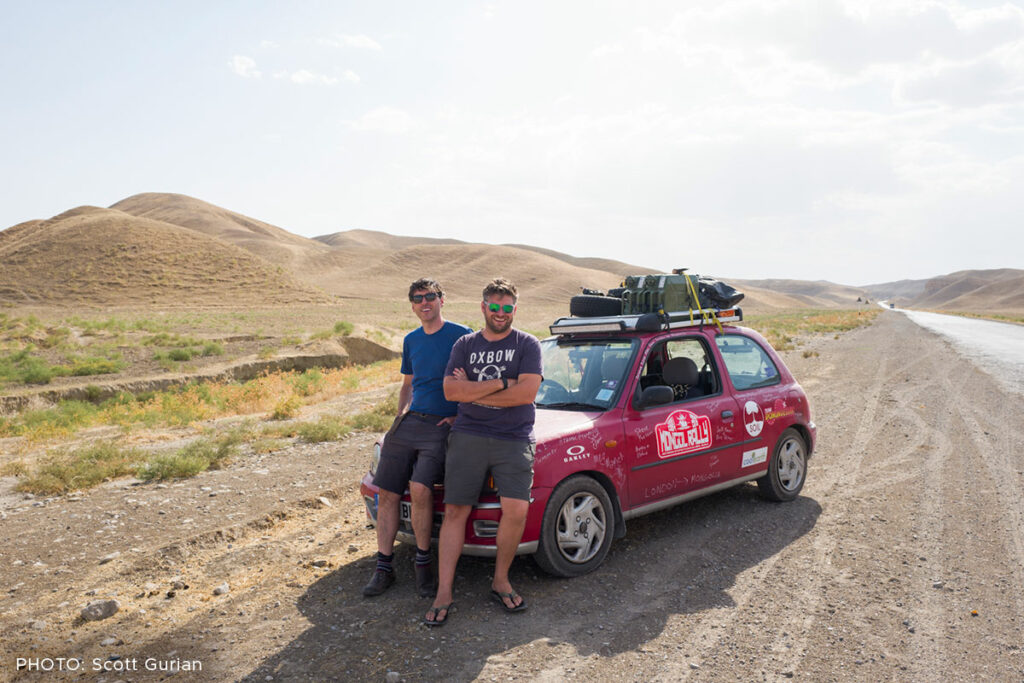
top-left (372, 413), bottom-right (451, 495)
top-left (443, 431), bottom-right (535, 505)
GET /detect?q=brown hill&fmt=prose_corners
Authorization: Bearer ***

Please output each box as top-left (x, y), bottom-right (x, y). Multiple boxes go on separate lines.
top-left (307, 242), bottom-right (626, 304)
top-left (909, 269), bottom-right (1024, 313)
top-left (111, 193), bottom-right (329, 268)
top-left (0, 206), bottom-right (331, 306)
top-left (314, 229), bottom-right (466, 250)
top-left (728, 279), bottom-right (872, 310)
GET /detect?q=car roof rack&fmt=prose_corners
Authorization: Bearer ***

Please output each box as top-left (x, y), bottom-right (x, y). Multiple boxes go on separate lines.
top-left (549, 307), bottom-right (743, 336)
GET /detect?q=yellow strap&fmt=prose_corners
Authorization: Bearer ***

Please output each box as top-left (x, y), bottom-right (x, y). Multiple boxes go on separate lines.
top-left (682, 275), bottom-right (723, 332)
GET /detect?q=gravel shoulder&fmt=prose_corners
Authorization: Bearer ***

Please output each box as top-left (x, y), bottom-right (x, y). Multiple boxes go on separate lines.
top-left (2, 311), bottom-right (1023, 682)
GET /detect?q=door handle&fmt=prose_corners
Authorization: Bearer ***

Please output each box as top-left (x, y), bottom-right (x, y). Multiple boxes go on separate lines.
top-left (721, 410), bottom-right (734, 419)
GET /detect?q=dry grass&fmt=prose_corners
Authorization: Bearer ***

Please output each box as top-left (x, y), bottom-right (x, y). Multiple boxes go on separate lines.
top-left (744, 309), bottom-right (881, 350)
top-left (0, 361), bottom-right (399, 442)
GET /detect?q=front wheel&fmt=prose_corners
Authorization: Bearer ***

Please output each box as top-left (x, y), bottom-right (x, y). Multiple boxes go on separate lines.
top-left (757, 428), bottom-right (807, 502)
top-left (534, 475), bottom-right (615, 577)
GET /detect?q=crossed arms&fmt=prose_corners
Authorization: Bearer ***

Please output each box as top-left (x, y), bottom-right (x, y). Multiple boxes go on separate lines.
top-left (443, 367), bottom-right (541, 407)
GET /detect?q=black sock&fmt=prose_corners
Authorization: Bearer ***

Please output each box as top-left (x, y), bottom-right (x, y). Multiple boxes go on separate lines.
top-left (415, 548), bottom-right (431, 567)
top-left (376, 552), bottom-right (394, 573)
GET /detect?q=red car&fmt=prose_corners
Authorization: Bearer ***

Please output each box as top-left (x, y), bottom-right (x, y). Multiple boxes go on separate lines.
top-left (360, 308), bottom-right (815, 577)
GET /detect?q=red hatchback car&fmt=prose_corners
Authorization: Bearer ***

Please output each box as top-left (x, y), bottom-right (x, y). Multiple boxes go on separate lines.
top-left (360, 308), bottom-right (816, 577)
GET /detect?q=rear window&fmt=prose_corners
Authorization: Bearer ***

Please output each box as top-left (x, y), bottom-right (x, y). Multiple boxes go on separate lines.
top-left (715, 334), bottom-right (780, 391)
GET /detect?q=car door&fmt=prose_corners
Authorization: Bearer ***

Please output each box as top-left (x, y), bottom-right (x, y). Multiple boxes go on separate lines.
top-left (623, 332), bottom-right (744, 510)
top-left (713, 332), bottom-right (793, 478)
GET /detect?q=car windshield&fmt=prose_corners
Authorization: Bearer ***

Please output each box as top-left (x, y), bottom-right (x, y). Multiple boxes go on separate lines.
top-left (537, 338), bottom-right (638, 410)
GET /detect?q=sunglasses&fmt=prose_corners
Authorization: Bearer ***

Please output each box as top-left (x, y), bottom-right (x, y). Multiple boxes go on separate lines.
top-left (487, 303), bottom-right (515, 314)
top-left (410, 292), bottom-right (439, 303)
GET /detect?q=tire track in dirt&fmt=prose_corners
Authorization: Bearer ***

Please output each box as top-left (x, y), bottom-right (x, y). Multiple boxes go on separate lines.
top-left (567, 319), bottom-right (903, 681)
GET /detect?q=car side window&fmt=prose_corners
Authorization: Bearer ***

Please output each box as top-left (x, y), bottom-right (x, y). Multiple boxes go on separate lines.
top-left (638, 337), bottom-right (717, 403)
top-left (715, 334), bottom-right (780, 391)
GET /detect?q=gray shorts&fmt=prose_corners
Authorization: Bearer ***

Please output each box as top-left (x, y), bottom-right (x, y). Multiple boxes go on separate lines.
top-left (444, 431), bottom-right (535, 505)
top-left (372, 413), bottom-right (450, 495)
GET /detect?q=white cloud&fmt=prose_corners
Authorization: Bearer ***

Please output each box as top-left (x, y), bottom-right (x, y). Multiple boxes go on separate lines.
top-left (346, 106), bottom-right (415, 134)
top-left (291, 69), bottom-right (338, 85)
top-left (286, 69), bottom-right (359, 86)
top-left (322, 34), bottom-right (383, 50)
top-left (591, 43), bottom-right (624, 58)
top-left (228, 55), bottom-right (261, 79)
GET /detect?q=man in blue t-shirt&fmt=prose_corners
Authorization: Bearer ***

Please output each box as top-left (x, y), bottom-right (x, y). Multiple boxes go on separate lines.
top-left (365, 279), bottom-right (471, 598)
top-left (424, 278), bottom-right (542, 626)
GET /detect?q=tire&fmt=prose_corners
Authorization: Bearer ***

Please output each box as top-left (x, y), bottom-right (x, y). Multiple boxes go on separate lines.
top-left (569, 294), bottom-right (622, 317)
top-left (534, 475), bottom-right (615, 577)
top-left (757, 428), bottom-right (807, 502)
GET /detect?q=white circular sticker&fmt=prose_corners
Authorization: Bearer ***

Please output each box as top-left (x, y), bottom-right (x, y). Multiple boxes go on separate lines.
top-left (743, 401), bottom-right (764, 437)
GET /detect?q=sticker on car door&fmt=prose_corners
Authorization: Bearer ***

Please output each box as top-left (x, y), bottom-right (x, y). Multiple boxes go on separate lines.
top-left (656, 409), bottom-right (712, 458)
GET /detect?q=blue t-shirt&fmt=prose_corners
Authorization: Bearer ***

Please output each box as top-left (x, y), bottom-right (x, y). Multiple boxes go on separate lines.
top-left (402, 321), bottom-right (472, 417)
top-left (444, 328), bottom-right (543, 442)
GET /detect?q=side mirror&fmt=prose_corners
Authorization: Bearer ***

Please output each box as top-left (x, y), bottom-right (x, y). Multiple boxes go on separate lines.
top-left (638, 385), bottom-right (674, 409)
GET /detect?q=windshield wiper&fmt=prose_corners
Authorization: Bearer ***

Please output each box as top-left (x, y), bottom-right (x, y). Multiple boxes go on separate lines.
top-left (538, 401), bottom-right (606, 411)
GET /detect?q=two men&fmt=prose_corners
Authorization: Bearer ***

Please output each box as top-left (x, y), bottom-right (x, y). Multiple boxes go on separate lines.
top-left (425, 278), bottom-right (542, 626)
top-left (364, 279), bottom-right (471, 598)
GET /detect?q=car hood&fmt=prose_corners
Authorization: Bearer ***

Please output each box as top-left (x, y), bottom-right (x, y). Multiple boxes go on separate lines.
top-left (534, 408), bottom-right (601, 444)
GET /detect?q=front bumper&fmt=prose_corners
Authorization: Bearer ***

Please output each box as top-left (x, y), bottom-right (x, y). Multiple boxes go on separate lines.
top-left (359, 473), bottom-right (544, 557)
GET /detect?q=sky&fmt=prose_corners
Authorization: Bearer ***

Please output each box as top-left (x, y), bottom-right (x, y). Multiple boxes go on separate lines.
top-left (1, 0), bottom-right (1022, 286)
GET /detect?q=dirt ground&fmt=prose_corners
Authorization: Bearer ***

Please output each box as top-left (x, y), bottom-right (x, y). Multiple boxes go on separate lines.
top-left (1, 311), bottom-right (1022, 682)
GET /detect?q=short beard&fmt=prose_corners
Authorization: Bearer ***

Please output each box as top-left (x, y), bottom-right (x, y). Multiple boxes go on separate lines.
top-left (485, 317), bottom-right (512, 335)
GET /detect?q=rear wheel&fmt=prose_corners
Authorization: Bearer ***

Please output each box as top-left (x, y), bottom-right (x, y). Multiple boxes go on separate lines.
top-left (757, 428), bottom-right (807, 501)
top-left (535, 475), bottom-right (615, 577)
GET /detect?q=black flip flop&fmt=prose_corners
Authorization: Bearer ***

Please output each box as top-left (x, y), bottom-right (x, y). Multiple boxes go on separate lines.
top-left (424, 603), bottom-right (452, 627)
top-left (490, 589), bottom-right (527, 613)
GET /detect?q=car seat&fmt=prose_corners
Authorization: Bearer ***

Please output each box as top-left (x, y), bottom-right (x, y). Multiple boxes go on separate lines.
top-left (662, 357), bottom-right (702, 400)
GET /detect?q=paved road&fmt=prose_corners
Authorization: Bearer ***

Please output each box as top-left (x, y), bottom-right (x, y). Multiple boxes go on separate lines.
top-left (895, 308), bottom-right (1024, 396)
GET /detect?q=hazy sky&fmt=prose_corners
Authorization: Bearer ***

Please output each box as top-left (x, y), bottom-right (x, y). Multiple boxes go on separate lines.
top-left (2, 1), bottom-right (1022, 285)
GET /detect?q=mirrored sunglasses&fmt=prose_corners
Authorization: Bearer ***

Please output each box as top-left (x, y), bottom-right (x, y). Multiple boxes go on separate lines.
top-left (487, 303), bottom-right (515, 314)
top-left (411, 292), bottom-right (439, 303)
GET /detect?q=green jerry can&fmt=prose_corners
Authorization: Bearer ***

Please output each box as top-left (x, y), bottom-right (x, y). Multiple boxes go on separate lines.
top-left (621, 271), bottom-right (701, 315)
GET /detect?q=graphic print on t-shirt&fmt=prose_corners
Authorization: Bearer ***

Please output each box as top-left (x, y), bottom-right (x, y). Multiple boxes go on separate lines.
top-left (468, 349), bottom-right (516, 381)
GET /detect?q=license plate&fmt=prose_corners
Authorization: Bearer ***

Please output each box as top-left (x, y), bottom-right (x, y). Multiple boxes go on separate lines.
top-left (400, 501), bottom-right (412, 521)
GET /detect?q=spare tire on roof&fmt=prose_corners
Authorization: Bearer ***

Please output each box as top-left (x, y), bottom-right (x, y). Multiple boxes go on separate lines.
top-left (570, 294), bottom-right (623, 317)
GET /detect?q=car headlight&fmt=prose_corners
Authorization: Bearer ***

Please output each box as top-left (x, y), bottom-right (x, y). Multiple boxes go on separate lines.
top-left (369, 442), bottom-right (382, 475)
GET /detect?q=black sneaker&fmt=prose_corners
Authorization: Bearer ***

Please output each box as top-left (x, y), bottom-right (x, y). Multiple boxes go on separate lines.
top-left (362, 569), bottom-right (395, 597)
top-left (415, 562), bottom-right (436, 598)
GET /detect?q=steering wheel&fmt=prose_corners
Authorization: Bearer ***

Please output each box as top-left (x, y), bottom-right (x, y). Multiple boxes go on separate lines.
top-left (537, 379), bottom-right (571, 404)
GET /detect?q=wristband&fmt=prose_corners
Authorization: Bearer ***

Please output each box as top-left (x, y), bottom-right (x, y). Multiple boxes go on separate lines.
top-left (501, 377), bottom-right (508, 390)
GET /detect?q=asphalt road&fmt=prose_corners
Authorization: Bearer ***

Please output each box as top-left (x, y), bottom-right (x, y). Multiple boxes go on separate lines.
top-left (898, 308), bottom-right (1024, 396)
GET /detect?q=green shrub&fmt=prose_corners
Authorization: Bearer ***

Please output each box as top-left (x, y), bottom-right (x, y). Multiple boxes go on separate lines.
top-left (137, 433), bottom-right (240, 481)
top-left (16, 441), bottom-right (141, 495)
top-left (350, 392), bottom-right (398, 432)
top-left (201, 342), bottom-right (224, 356)
top-left (69, 355), bottom-right (125, 376)
top-left (290, 368), bottom-right (324, 397)
top-left (297, 415), bottom-right (350, 442)
top-left (271, 395), bottom-right (301, 420)
top-left (333, 321), bottom-right (354, 336)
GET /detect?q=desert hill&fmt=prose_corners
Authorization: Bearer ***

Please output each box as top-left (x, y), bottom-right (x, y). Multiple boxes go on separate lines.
top-left (0, 205), bottom-right (331, 306)
top-left (864, 269), bottom-right (1024, 314)
top-left (728, 278), bottom-right (872, 309)
top-left (111, 193), bottom-right (330, 269)
top-left (314, 228), bottom-right (466, 250)
top-left (4, 193), bottom-right (1021, 315)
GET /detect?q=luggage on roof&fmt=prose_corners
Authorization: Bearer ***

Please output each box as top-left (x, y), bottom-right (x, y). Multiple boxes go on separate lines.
top-left (569, 269), bottom-right (744, 319)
